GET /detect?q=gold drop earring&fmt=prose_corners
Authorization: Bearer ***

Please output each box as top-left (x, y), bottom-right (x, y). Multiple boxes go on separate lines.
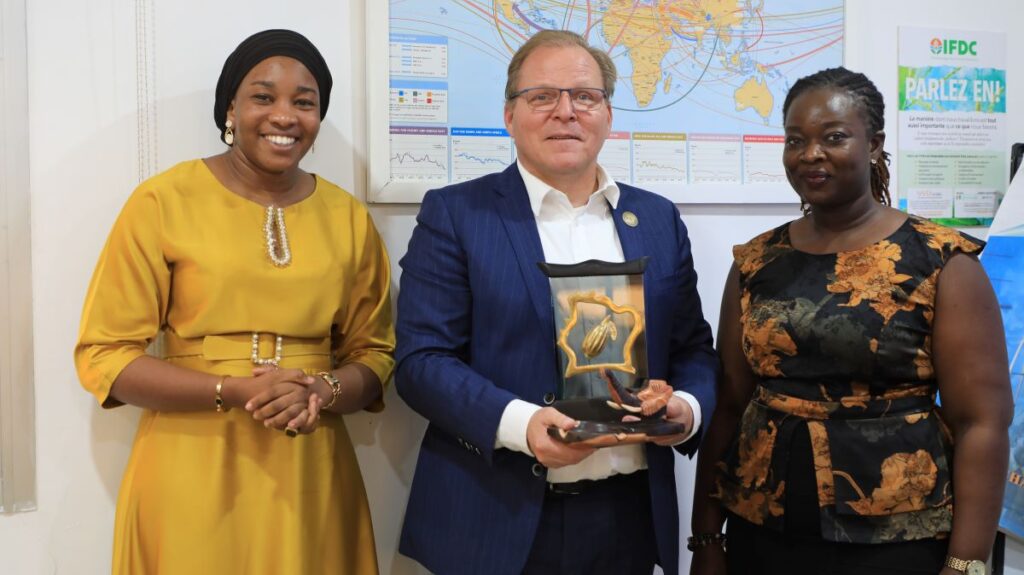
top-left (224, 119), bottom-right (235, 146)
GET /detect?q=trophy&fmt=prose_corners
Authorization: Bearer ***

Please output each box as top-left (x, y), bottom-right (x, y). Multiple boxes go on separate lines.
top-left (538, 257), bottom-right (684, 447)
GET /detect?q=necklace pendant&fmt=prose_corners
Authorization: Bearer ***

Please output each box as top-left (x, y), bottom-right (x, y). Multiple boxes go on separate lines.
top-left (263, 205), bottom-right (292, 267)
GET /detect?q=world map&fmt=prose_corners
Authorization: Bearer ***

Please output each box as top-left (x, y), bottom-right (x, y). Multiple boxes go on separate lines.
top-left (387, 0), bottom-right (844, 198)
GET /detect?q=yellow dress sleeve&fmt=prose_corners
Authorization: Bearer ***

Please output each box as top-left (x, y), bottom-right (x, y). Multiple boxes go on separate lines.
top-left (331, 208), bottom-right (395, 413)
top-left (74, 186), bottom-right (170, 407)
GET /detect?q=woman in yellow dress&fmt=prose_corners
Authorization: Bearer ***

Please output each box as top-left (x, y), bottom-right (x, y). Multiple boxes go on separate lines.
top-left (74, 29), bottom-right (393, 574)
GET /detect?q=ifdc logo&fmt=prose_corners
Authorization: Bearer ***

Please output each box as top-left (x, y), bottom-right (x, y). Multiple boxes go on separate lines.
top-left (930, 37), bottom-right (977, 56)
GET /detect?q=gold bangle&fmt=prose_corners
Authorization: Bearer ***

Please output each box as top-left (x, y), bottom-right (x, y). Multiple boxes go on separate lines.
top-left (215, 376), bottom-right (230, 412)
top-left (318, 371), bottom-right (342, 410)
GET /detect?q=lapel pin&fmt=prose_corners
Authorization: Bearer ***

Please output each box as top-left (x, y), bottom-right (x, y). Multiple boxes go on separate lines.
top-left (622, 211), bottom-right (639, 227)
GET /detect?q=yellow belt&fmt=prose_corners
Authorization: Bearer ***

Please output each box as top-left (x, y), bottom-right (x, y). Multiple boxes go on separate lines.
top-left (162, 331), bottom-right (331, 362)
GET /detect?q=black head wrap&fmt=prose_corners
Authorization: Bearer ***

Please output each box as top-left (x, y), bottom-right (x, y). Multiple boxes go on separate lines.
top-left (214, 29), bottom-right (333, 143)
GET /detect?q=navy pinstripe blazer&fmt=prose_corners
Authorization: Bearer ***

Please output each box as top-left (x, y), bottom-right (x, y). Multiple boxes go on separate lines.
top-left (395, 163), bottom-right (717, 575)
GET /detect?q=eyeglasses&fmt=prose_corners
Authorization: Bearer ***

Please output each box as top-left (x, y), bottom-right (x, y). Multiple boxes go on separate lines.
top-left (509, 87), bottom-right (608, 112)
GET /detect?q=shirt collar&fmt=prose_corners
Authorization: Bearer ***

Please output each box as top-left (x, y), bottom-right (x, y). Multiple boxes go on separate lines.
top-left (517, 162), bottom-right (620, 217)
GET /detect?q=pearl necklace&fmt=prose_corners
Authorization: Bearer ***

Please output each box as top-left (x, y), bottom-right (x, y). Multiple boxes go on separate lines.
top-left (263, 205), bottom-right (292, 267)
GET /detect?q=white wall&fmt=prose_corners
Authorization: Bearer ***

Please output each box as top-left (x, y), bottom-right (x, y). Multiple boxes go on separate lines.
top-left (1, 1), bottom-right (1022, 573)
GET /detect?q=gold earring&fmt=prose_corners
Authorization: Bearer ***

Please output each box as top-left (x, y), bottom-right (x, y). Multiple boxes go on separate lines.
top-left (224, 120), bottom-right (235, 146)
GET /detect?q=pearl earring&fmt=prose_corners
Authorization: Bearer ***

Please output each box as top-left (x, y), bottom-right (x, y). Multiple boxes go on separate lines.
top-left (224, 120), bottom-right (235, 146)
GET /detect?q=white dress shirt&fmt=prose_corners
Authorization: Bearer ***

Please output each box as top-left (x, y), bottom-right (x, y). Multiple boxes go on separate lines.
top-left (494, 162), bottom-right (702, 483)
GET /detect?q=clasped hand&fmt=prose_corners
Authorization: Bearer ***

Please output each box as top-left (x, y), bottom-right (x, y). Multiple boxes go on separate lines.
top-left (243, 366), bottom-right (325, 435)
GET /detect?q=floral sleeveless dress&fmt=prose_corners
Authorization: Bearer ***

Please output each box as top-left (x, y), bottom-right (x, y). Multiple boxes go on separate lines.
top-left (714, 215), bottom-right (982, 543)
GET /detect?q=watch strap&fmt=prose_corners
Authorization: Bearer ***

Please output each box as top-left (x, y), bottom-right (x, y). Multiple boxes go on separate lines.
top-left (944, 555), bottom-right (986, 574)
top-left (945, 555), bottom-right (968, 571)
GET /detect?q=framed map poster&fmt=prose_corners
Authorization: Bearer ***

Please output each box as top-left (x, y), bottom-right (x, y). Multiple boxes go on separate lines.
top-left (368, 1), bottom-right (845, 203)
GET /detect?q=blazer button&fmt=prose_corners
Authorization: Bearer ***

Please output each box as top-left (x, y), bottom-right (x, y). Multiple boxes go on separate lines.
top-left (532, 463), bottom-right (545, 477)
top-left (542, 393), bottom-right (555, 405)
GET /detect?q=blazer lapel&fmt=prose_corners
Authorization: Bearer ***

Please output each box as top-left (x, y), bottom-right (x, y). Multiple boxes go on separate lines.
top-left (494, 165), bottom-right (553, 328)
top-left (612, 187), bottom-right (647, 264)
top-left (612, 187), bottom-right (668, 278)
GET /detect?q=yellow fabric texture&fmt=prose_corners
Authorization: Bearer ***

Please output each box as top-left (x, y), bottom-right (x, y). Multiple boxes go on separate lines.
top-left (74, 159), bottom-right (395, 574)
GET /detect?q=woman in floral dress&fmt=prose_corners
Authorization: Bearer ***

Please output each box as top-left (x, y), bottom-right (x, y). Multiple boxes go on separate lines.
top-left (690, 68), bottom-right (1011, 575)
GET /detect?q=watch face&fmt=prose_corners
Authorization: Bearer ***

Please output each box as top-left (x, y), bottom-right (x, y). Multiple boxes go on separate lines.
top-left (966, 560), bottom-right (987, 575)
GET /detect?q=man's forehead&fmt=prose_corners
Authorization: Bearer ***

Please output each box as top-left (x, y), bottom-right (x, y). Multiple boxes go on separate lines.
top-left (519, 45), bottom-right (598, 74)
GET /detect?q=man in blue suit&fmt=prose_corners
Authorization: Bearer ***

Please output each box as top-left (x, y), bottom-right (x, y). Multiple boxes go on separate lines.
top-left (396, 30), bottom-right (717, 575)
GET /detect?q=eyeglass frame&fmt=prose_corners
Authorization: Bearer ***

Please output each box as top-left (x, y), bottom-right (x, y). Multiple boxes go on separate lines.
top-left (508, 86), bottom-right (610, 112)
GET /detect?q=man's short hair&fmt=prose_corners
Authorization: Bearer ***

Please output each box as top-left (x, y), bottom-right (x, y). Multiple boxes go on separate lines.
top-left (504, 30), bottom-right (616, 103)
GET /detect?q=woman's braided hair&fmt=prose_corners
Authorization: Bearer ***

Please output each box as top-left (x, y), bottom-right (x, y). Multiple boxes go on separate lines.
top-left (782, 67), bottom-right (891, 211)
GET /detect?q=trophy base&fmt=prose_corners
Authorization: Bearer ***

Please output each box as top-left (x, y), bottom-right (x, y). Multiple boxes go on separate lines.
top-left (547, 398), bottom-right (685, 448)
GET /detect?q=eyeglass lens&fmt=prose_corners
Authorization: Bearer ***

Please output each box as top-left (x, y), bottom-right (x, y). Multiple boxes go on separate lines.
top-left (522, 88), bottom-right (605, 111)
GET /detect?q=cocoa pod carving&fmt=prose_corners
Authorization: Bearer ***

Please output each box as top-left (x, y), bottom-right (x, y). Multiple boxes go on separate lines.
top-left (581, 315), bottom-right (617, 358)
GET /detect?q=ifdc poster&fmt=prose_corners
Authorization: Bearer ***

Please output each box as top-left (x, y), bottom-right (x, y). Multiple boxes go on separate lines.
top-left (981, 173), bottom-right (1024, 540)
top-left (897, 27), bottom-right (1007, 226)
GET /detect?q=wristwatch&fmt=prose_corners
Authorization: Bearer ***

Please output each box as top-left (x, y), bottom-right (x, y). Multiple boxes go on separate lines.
top-left (944, 555), bottom-right (987, 575)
